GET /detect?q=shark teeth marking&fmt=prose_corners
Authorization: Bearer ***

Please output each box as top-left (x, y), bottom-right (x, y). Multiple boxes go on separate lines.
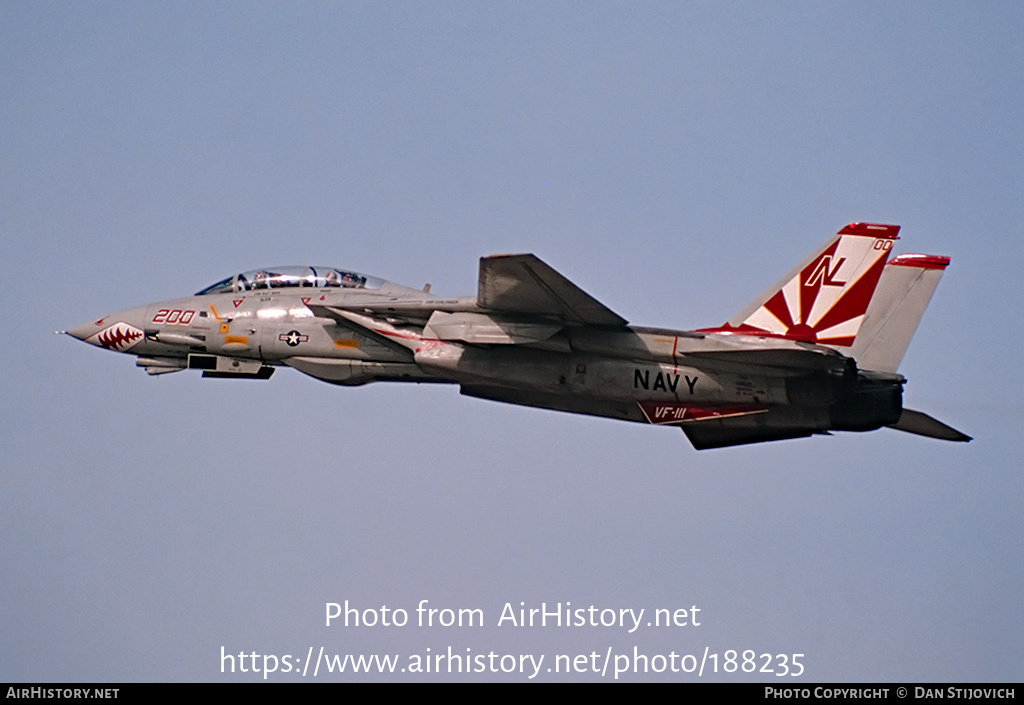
top-left (91, 322), bottom-right (144, 351)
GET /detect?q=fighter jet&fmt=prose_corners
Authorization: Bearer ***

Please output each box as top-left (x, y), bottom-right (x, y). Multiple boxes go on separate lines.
top-left (64, 222), bottom-right (970, 449)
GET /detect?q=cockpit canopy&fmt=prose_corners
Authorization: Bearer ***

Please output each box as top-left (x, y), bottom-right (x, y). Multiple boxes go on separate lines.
top-left (196, 266), bottom-right (385, 295)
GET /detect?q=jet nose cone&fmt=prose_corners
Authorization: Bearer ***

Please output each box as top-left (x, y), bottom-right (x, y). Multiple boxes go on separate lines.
top-left (66, 310), bottom-right (147, 352)
top-left (66, 318), bottom-right (107, 342)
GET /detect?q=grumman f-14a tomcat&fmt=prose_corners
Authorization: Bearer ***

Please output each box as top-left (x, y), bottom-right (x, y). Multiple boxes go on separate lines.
top-left (64, 222), bottom-right (970, 449)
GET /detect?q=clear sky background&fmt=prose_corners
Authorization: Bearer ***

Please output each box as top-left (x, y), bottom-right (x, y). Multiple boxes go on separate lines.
top-left (2, 1), bottom-right (1021, 682)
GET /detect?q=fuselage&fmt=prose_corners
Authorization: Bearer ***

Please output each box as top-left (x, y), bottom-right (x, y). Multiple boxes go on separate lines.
top-left (65, 231), bottom-right (969, 449)
top-left (66, 264), bottom-right (898, 434)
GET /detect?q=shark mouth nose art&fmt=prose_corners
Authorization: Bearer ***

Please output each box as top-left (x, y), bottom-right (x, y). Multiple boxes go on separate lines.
top-left (78, 321), bottom-right (145, 351)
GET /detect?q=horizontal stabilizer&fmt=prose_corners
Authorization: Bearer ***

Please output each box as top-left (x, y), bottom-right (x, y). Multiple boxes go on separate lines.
top-left (478, 254), bottom-right (628, 326)
top-left (682, 425), bottom-right (816, 450)
top-left (887, 408), bottom-right (972, 442)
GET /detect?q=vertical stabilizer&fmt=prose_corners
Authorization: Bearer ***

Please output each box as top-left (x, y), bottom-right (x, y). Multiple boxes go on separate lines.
top-left (716, 222), bottom-right (900, 349)
top-left (848, 254), bottom-right (950, 373)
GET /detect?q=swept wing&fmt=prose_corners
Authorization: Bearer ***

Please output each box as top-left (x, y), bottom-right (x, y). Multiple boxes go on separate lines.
top-left (477, 254), bottom-right (628, 326)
